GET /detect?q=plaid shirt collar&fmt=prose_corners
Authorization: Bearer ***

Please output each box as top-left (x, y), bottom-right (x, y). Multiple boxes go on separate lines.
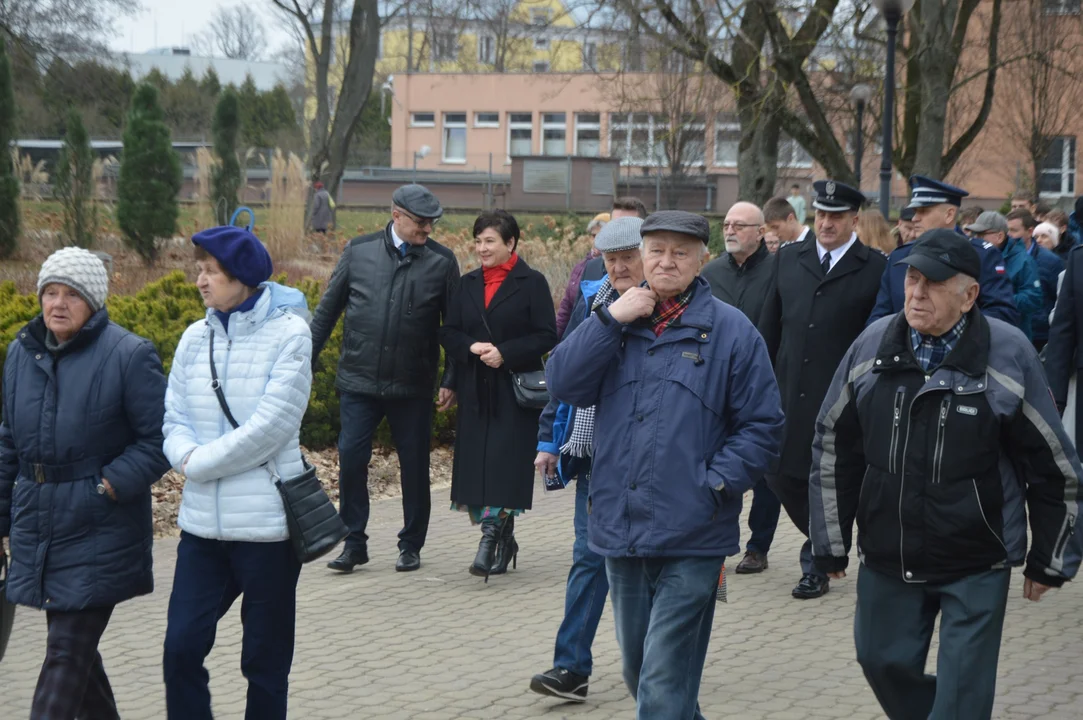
top-left (910, 315), bottom-right (968, 373)
top-left (647, 283), bottom-right (695, 336)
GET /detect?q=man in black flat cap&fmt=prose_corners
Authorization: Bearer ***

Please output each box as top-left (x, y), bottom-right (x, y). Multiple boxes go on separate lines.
top-left (311, 183), bottom-right (460, 573)
top-left (758, 179), bottom-right (887, 600)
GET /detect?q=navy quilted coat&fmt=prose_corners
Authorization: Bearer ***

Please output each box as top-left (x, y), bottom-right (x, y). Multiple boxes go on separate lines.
top-left (0, 310), bottom-right (170, 611)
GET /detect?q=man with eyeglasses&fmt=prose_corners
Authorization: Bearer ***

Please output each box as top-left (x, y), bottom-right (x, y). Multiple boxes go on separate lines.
top-left (758, 180), bottom-right (886, 600)
top-left (311, 183), bottom-right (461, 574)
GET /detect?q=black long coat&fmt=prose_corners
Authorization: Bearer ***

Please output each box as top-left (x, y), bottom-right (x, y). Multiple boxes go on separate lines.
top-left (758, 236), bottom-right (886, 479)
top-left (439, 258), bottom-right (557, 510)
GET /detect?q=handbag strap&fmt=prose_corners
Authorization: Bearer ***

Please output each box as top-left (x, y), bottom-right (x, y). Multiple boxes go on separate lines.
top-left (208, 328), bottom-right (241, 430)
top-left (473, 298), bottom-right (545, 369)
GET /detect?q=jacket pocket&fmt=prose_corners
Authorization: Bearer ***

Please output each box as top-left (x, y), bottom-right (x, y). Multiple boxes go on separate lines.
top-left (667, 351), bottom-right (724, 418)
top-left (924, 477), bottom-right (1006, 571)
top-left (888, 387), bottom-right (905, 474)
top-left (855, 467), bottom-right (899, 563)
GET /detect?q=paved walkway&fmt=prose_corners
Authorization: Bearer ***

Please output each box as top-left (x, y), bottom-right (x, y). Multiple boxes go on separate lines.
top-left (5, 483), bottom-right (1082, 719)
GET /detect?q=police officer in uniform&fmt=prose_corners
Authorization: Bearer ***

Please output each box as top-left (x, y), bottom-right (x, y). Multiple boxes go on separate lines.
top-left (867, 175), bottom-right (1018, 327)
top-left (758, 180), bottom-right (886, 599)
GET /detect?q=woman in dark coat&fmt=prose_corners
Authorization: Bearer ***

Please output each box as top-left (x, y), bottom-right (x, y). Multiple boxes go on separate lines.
top-left (440, 210), bottom-right (557, 580)
top-left (0, 247), bottom-right (170, 719)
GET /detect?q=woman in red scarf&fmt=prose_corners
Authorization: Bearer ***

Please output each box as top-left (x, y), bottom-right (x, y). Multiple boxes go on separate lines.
top-left (439, 211), bottom-right (557, 580)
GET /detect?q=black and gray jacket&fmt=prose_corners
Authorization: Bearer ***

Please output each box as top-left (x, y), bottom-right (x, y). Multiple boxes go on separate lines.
top-left (310, 223), bottom-right (459, 398)
top-left (810, 308), bottom-right (1082, 586)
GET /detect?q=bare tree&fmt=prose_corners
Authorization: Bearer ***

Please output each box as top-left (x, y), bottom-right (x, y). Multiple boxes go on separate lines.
top-left (269, 0), bottom-right (380, 201)
top-left (996, 0), bottom-right (1083, 196)
top-left (192, 5), bottom-right (269, 60)
top-left (0, 0), bottom-right (138, 59)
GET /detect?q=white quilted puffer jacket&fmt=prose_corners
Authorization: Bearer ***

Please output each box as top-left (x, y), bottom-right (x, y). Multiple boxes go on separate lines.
top-left (164, 282), bottom-right (313, 542)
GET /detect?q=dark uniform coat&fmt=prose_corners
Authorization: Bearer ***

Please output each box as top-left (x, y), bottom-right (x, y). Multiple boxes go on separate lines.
top-left (439, 258), bottom-right (557, 510)
top-left (758, 235), bottom-right (887, 479)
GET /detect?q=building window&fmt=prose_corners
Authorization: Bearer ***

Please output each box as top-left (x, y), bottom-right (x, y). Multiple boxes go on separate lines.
top-left (609, 113), bottom-right (669, 166)
top-left (542, 113), bottom-right (567, 156)
top-left (475, 112), bottom-right (499, 128)
top-left (531, 8), bottom-right (550, 25)
top-left (582, 42), bottom-right (597, 71)
top-left (508, 112), bottom-right (533, 160)
top-left (714, 114), bottom-right (739, 166)
top-left (677, 115), bottom-right (707, 167)
top-left (478, 35), bottom-right (495, 65)
top-left (1041, 136), bottom-right (1077, 195)
top-left (778, 134), bottom-right (812, 168)
top-left (442, 113), bottom-right (466, 163)
top-left (433, 32), bottom-right (457, 62)
top-left (411, 112), bottom-right (435, 128)
top-left (575, 113), bottom-right (601, 157)
top-left (1043, 0), bottom-right (1081, 15)
top-left (533, 60), bottom-right (550, 73)
top-left (535, 36), bottom-right (550, 50)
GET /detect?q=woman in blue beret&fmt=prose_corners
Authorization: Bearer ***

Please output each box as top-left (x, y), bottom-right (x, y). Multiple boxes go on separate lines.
top-left (161, 225), bottom-right (313, 720)
top-left (439, 210), bottom-right (558, 580)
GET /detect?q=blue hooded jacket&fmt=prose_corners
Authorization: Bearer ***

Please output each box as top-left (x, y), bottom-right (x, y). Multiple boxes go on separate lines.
top-left (547, 277), bottom-right (785, 558)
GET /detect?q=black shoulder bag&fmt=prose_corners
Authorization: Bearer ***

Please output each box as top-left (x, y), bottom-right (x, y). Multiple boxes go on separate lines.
top-left (476, 310), bottom-right (550, 410)
top-left (208, 329), bottom-right (348, 564)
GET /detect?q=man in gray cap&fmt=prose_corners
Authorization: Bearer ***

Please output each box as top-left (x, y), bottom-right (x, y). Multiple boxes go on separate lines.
top-left (548, 210), bottom-right (783, 718)
top-left (964, 211), bottom-right (1042, 341)
top-left (530, 217), bottom-right (646, 703)
top-left (311, 184), bottom-right (460, 573)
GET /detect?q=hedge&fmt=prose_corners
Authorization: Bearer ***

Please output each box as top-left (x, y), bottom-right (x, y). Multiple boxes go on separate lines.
top-left (0, 272), bottom-right (456, 449)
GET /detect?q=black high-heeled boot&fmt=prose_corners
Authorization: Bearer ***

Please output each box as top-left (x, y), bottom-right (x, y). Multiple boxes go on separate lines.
top-left (469, 519), bottom-right (502, 582)
top-left (490, 515), bottom-right (518, 576)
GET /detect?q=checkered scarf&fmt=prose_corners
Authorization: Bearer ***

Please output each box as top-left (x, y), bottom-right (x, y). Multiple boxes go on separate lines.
top-left (560, 278), bottom-right (618, 458)
top-left (649, 285), bottom-right (694, 336)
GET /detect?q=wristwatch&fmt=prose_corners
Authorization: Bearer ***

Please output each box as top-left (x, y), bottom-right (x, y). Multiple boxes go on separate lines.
top-left (96, 483), bottom-right (107, 495)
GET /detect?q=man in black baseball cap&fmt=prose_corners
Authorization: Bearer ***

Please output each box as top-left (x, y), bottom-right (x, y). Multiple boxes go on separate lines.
top-left (897, 229), bottom-right (981, 337)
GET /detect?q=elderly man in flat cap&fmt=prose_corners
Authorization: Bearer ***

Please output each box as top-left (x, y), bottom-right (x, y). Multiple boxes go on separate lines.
top-left (810, 229), bottom-right (1082, 720)
top-left (547, 210), bottom-right (784, 719)
top-left (311, 184), bottom-right (460, 573)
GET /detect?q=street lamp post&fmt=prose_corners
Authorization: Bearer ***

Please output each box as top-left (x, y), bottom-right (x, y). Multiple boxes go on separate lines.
top-left (849, 84), bottom-right (874, 189)
top-left (871, 0), bottom-right (915, 217)
top-left (413, 145), bottom-right (431, 183)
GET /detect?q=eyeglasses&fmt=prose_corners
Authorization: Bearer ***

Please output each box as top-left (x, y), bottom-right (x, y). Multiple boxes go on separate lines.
top-left (400, 209), bottom-right (439, 229)
top-left (722, 221), bottom-right (759, 231)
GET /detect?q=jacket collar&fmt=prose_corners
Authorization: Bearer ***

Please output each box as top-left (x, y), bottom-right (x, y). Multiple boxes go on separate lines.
top-left (726, 241), bottom-right (768, 272)
top-left (874, 305), bottom-right (989, 378)
top-left (796, 233), bottom-right (870, 283)
top-left (384, 221), bottom-right (429, 259)
top-left (21, 308), bottom-right (111, 356)
top-left (465, 256), bottom-right (533, 314)
top-left (204, 283), bottom-right (275, 337)
top-left (625, 277), bottom-right (716, 345)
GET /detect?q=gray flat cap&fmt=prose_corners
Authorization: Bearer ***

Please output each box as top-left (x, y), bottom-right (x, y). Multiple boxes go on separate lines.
top-left (594, 217), bottom-right (643, 253)
top-left (392, 184), bottom-right (443, 219)
top-left (640, 210), bottom-right (710, 244)
top-left (964, 210), bottom-right (1008, 235)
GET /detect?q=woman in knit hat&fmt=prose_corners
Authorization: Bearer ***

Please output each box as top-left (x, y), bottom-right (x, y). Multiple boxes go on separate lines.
top-left (0, 247), bottom-right (170, 719)
top-left (161, 225), bottom-right (312, 720)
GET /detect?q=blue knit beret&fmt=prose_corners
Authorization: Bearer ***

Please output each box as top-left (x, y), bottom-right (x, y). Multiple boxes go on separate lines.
top-left (192, 226), bottom-right (274, 288)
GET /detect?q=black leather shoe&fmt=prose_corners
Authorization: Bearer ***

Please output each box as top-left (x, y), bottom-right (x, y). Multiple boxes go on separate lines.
top-left (396, 548), bottom-right (421, 572)
top-left (529, 667), bottom-right (588, 702)
top-left (327, 548), bottom-right (368, 573)
top-left (734, 550), bottom-right (768, 574)
top-left (792, 573), bottom-right (829, 599)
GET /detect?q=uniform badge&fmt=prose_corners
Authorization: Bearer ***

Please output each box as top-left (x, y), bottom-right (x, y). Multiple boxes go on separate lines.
top-left (825, 181), bottom-right (836, 197)
top-left (995, 264), bottom-right (1006, 274)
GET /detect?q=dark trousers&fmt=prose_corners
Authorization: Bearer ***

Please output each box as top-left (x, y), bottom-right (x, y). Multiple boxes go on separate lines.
top-left (854, 565), bottom-right (1011, 720)
top-left (163, 532), bottom-right (302, 720)
top-left (745, 477), bottom-right (782, 555)
top-left (606, 556), bottom-right (722, 720)
top-left (338, 391), bottom-right (433, 553)
top-left (32, 605), bottom-right (118, 720)
top-left (552, 472), bottom-right (609, 677)
top-left (766, 473), bottom-right (823, 578)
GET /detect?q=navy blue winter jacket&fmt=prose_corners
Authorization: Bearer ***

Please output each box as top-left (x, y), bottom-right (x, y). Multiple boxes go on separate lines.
top-left (0, 310), bottom-right (170, 611)
top-left (547, 278), bottom-right (785, 558)
top-left (1028, 241), bottom-right (1066, 345)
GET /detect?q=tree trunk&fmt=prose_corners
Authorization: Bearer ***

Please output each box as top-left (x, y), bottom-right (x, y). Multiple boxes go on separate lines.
top-left (737, 96), bottom-right (782, 206)
top-left (911, 0), bottom-right (959, 177)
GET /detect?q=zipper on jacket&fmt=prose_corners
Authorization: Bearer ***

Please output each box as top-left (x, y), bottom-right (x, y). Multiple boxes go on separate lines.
top-left (898, 402), bottom-right (914, 582)
top-left (215, 332), bottom-right (233, 539)
top-left (972, 479), bottom-right (1009, 558)
top-left (406, 281), bottom-right (415, 316)
top-left (932, 396), bottom-right (950, 484)
top-left (889, 387), bottom-right (905, 474)
top-left (1053, 513), bottom-right (1076, 564)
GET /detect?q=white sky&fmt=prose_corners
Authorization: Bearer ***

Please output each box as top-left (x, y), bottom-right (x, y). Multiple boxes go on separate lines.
top-left (110, 0), bottom-right (288, 55)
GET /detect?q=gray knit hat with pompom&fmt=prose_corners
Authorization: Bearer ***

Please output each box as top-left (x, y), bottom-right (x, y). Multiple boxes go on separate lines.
top-left (37, 247), bottom-right (110, 312)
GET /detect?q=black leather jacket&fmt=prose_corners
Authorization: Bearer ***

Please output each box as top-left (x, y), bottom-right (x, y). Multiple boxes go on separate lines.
top-left (310, 223), bottom-right (460, 398)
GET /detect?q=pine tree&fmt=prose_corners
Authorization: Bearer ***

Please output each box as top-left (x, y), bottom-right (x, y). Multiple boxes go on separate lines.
top-left (117, 84), bottom-right (182, 264)
top-left (211, 88), bottom-right (241, 224)
top-left (0, 37), bottom-right (20, 258)
top-left (54, 108), bottom-right (98, 248)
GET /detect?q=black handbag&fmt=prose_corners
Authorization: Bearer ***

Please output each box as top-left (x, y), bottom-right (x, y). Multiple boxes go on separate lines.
top-left (476, 307), bottom-right (550, 410)
top-left (208, 329), bottom-right (348, 564)
top-left (0, 549), bottom-right (15, 662)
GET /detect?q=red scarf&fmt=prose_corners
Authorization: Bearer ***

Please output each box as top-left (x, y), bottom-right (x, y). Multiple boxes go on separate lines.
top-left (483, 253), bottom-right (518, 307)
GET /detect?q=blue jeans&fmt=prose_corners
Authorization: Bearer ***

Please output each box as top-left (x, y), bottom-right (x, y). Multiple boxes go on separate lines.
top-left (163, 532), bottom-right (302, 720)
top-left (338, 392), bottom-right (433, 553)
top-left (552, 472), bottom-right (609, 677)
top-left (745, 477), bottom-right (781, 555)
top-left (606, 555), bottom-right (723, 720)
top-left (855, 565), bottom-right (1011, 720)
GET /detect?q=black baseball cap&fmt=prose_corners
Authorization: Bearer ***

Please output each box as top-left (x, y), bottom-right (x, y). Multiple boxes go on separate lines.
top-left (896, 229), bottom-right (981, 282)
